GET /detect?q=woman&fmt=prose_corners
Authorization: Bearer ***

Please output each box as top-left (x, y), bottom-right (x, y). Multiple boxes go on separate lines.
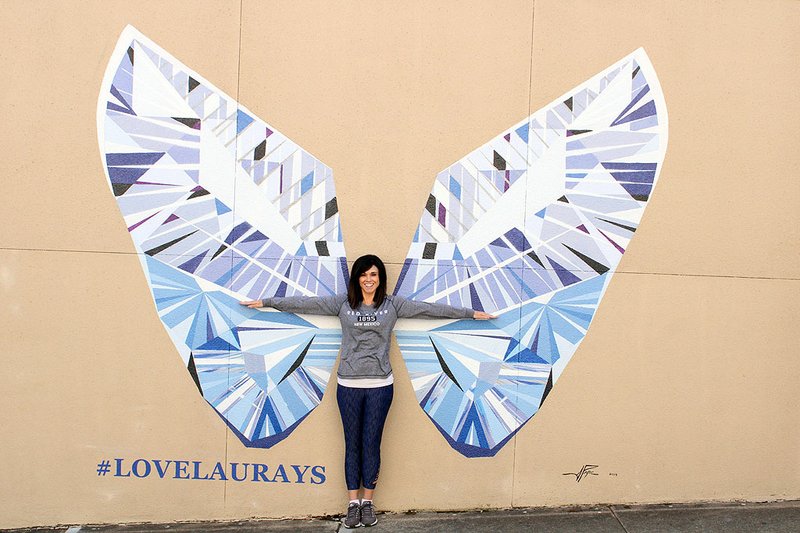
top-left (241, 254), bottom-right (494, 528)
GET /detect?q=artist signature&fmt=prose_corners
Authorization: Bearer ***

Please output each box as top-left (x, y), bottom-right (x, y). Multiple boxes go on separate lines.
top-left (563, 464), bottom-right (599, 482)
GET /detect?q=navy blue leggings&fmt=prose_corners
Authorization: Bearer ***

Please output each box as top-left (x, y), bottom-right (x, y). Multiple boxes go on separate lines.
top-left (336, 384), bottom-right (394, 491)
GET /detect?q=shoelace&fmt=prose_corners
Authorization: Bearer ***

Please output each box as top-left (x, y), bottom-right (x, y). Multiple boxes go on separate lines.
top-left (346, 503), bottom-right (360, 523)
top-left (361, 502), bottom-right (375, 521)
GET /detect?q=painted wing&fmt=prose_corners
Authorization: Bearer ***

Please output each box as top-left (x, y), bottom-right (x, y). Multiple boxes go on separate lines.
top-left (394, 49), bottom-right (668, 457)
top-left (97, 26), bottom-right (347, 448)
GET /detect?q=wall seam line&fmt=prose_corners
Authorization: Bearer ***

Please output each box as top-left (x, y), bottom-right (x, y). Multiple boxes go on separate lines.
top-left (222, 0), bottom-right (245, 511)
top-left (0, 247), bottom-right (797, 282)
top-left (512, 0), bottom-right (537, 509)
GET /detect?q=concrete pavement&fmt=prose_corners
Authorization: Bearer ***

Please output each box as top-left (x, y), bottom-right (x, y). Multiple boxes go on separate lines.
top-left (10, 500), bottom-right (800, 532)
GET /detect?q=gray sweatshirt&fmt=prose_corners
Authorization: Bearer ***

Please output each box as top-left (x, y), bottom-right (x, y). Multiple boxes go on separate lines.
top-left (261, 294), bottom-right (473, 379)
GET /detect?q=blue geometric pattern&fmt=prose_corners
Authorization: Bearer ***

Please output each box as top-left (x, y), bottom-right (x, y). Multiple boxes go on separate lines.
top-left (146, 256), bottom-right (341, 447)
top-left (98, 26), bottom-right (347, 447)
top-left (395, 49), bottom-right (668, 457)
top-left (98, 27), bottom-right (667, 457)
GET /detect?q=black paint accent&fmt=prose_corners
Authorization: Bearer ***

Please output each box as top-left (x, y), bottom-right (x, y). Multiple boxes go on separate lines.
top-left (527, 250), bottom-right (544, 268)
top-left (564, 97), bottom-right (573, 111)
top-left (425, 194), bottom-right (437, 217)
top-left (539, 371), bottom-right (553, 407)
top-left (493, 150), bottom-right (506, 171)
top-left (598, 217), bottom-right (636, 233)
top-left (632, 65), bottom-right (640, 79)
top-left (422, 242), bottom-right (437, 259)
top-left (126, 46), bottom-right (134, 64)
top-left (187, 188), bottom-right (210, 200)
top-left (325, 197), bottom-right (339, 220)
top-left (315, 241), bottom-right (330, 256)
top-left (254, 140), bottom-right (266, 160)
top-left (431, 337), bottom-right (463, 391)
top-left (187, 354), bottom-right (203, 395)
top-left (211, 243), bottom-right (228, 260)
top-left (188, 76), bottom-right (200, 92)
top-left (144, 231), bottom-right (197, 256)
top-left (172, 117), bottom-right (200, 129)
top-left (112, 183), bottom-right (133, 197)
top-left (564, 244), bottom-right (609, 275)
top-left (557, 195), bottom-right (569, 203)
top-left (279, 337), bottom-right (315, 384)
top-left (632, 194), bottom-right (649, 202)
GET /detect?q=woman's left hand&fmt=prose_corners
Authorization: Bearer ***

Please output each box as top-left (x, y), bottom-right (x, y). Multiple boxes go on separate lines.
top-left (473, 310), bottom-right (497, 320)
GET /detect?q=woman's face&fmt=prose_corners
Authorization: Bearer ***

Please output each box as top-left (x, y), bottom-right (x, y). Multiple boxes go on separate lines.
top-left (359, 265), bottom-right (380, 299)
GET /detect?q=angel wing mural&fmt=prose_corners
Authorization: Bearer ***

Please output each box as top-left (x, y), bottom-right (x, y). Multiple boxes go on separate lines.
top-left (98, 26), bottom-right (667, 457)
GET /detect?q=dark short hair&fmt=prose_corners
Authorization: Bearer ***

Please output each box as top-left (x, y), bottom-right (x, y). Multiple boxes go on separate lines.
top-left (347, 254), bottom-right (387, 309)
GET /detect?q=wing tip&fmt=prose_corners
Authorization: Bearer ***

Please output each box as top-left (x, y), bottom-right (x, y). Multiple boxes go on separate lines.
top-left (625, 47), bottom-right (669, 153)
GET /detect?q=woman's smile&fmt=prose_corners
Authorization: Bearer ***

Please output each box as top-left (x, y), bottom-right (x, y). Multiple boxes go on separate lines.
top-left (359, 266), bottom-right (380, 299)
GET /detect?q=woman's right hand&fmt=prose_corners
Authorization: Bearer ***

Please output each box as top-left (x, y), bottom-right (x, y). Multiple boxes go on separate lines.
top-left (239, 300), bottom-right (264, 309)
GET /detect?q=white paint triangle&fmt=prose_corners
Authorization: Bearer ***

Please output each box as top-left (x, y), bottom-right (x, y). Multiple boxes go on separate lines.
top-left (132, 42), bottom-right (198, 119)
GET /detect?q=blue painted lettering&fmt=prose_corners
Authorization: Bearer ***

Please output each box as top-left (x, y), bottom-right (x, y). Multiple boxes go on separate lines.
top-left (192, 461), bottom-right (210, 480)
top-left (131, 459), bottom-right (151, 478)
top-left (291, 465), bottom-right (310, 483)
top-left (271, 464), bottom-right (290, 483)
top-left (310, 465), bottom-right (326, 484)
top-left (174, 460), bottom-right (190, 479)
top-left (209, 461), bottom-right (227, 481)
top-left (114, 458), bottom-right (131, 477)
top-left (153, 459), bottom-right (173, 478)
top-left (103, 458), bottom-right (327, 484)
top-left (252, 463), bottom-right (269, 482)
top-left (230, 462), bottom-right (249, 482)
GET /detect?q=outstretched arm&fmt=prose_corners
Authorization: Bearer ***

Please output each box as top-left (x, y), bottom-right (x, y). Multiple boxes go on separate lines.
top-left (392, 294), bottom-right (496, 320)
top-left (239, 294), bottom-right (346, 316)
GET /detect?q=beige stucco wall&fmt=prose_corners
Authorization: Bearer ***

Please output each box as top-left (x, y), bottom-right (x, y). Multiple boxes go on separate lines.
top-left (1, 0), bottom-right (798, 528)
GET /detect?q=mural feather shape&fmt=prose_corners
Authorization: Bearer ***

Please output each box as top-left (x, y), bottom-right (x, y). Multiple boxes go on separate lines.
top-left (97, 25), bottom-right (667, 456)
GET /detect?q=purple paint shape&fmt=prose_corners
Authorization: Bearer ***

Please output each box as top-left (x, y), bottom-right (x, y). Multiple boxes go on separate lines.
top-left (128, 211), bottom-right (159, 232)
top-left (598, 229), bottom-right (626, 254)
top-left (241, 230), bottom-right (268, 244)
top-left (135, 181), bottom-right (182, 187)
top-left (224, 222), bottom-right (251, 245)
top-left (611, 100), bottom-right (656, 127)
top-left (610, 84), bottom-right (650, 126)
top-left (107, 102), bottom-right (135, 115)
top-left (601, 162), bottom-right (657, 170)
top-left (108, 166), bottom-right (148, 184)
top-left (547, 258), bottom-right (581, 287)
top-left (109, 85), bottom-right (134, 114)
top-left (106, 152), bottom-right (165, 166)
top-left (609, 170), bottom-right (655, 184)
top-left (504, 228), bottom-right (530, 251)
top-left (490, 238), bottom-right (509, 249)
top-left (179, 251), bottom-right (208, 274)
top-left (620, 182), bottom-right (652, 198)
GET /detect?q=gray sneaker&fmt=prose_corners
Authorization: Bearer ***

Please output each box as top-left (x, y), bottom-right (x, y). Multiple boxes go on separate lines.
top-left (343, 502), bottom-right (361, 529)
top-left (360, 501), bottom-right (378, 527)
